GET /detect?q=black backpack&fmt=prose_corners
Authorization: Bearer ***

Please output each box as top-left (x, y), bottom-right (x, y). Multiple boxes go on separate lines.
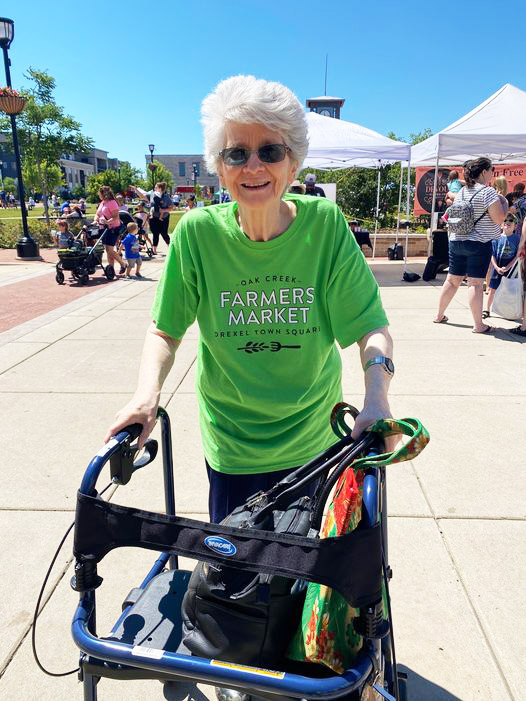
top-left (181, 427), bottom-right (376, 668)
top-left (181, 495), bottom-right (312, 667)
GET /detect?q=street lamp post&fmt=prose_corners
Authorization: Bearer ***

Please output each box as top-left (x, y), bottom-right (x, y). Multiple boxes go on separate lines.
top-left (0, 17), bottom-right (39, 259)
top-left (192, 163), bottom-right (198, 195)
top-left (148, 143), bottom-right (156, 191)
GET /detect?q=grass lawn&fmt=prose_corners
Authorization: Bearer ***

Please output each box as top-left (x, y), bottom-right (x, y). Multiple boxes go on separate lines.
top-left (0, 205), bottom-right (186, 229)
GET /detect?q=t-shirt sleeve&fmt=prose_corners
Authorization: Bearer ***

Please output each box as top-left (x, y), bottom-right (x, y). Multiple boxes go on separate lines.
top-left (483, 187), bottom-right (499, 208)
top-left (150, 220), bottom-right (198, 340)
top-left (326, 209), bottom-right (388, 348)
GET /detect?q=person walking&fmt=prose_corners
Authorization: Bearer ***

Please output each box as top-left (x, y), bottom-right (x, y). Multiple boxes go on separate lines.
top-left (93, 185), bottom-right (126, 275)
top-left (131, 183), bottom-right (173, 254)
top-left (434, 157), bottom-right (506, 333)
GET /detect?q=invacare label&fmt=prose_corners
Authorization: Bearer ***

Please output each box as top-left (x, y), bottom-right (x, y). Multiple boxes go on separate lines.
top-left (204, 536), bottom-right (237, 556)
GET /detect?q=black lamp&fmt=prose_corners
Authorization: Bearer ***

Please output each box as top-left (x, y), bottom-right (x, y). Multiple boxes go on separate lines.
top-left (0, 17), bottom-right (14, 48)
top-left (0, 17), bottom-right (39, 259)
top-left (148, 144), bottom-right (156, 189)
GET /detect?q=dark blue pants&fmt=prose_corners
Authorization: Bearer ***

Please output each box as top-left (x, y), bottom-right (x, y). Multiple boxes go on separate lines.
top-left (206, 461), bottom-right (318, 523)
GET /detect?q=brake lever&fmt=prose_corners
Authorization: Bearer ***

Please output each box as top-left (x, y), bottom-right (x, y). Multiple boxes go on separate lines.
top-left (110, 438), bottom-right (158, 485)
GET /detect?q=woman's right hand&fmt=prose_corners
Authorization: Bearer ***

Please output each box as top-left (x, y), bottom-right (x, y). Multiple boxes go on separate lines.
top-left (104, 395), bottom-right (160, 449)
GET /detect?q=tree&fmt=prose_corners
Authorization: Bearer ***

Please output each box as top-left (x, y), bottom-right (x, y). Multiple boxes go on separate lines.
top-left (3, 176), bottom-right (16, 194)
top-left (118, 161), bottom-right (143, 193)
top-left (86, 170), bottom-right (122, 203)
top-left (0, 68), bottom-right (93, 224)
top-left (72, 184), bottom-right (86, 198)
top-left (144, 160), bottom-right (174, 190)
top-left (22, 159), bottom-right (62, 195)
top-left (85, 163), bottom-right (144, 203)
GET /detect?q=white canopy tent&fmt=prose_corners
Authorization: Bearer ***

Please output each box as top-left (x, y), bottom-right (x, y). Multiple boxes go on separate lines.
top-left (304, 112), bottom-right (412, 259)
top-left (304, 111), bottom-right (411, 169)
top-left (409, 83), bottom-right (526, 253)
top-left (410, 83), bottom-right (526, 166)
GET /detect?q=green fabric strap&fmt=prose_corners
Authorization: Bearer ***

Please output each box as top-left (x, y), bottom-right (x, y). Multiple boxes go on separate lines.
top-left (330, 403), bottom-right (430, 470)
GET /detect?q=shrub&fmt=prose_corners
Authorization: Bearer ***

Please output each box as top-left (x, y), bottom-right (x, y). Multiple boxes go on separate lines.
top-left (0, 219), bottom-right (55, 248)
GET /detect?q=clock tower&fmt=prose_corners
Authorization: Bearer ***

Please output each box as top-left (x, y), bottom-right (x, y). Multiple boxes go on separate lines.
top-left (306, 96), bottom-right (345, 119)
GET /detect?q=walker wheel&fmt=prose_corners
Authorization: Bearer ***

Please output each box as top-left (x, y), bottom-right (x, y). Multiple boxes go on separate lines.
top-left (55, 270), bottom-right (65, 285)
top-left (396, 671), bottom-right (408, 701)
top-left (104, 265), bottom-right (116, 280)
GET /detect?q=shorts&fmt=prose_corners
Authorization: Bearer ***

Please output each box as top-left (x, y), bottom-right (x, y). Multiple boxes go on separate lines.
top-left (100, 227), bottom-right (121, 247)
top-left (448, 239), bottom-right (493, 279)
top-left (125, 257), bottom-right (141, 268)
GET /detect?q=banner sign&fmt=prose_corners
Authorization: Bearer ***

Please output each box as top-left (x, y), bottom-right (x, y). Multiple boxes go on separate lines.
top-left (413, 164), bottom-right (526, 216)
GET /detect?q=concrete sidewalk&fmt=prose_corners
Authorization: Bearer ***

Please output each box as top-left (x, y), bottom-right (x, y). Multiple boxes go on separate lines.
top-left (0, 255), bottom-right (524, 700)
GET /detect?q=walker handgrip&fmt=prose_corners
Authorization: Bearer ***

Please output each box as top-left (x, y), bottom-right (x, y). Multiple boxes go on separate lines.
top-left (120, 423), bottom-right (143, 441)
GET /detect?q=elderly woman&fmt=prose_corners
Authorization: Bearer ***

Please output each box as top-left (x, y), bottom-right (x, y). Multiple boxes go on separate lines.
top-left (106, 75), bottom-right (393, 524)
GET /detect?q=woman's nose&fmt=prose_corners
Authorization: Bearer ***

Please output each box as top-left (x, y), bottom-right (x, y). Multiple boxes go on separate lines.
top-left (244, 150), bottom-right (264, 171)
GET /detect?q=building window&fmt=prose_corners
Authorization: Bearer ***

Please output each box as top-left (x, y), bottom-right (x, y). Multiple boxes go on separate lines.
top-left (179, 162), bottom-right (186, 177)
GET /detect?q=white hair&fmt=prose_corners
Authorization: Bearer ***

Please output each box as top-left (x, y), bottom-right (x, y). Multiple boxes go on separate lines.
top-left (201, 75), bottom-right (308, 175)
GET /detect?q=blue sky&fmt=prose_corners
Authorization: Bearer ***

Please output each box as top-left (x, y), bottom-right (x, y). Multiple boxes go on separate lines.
top-left (7, 1), bottom-right (525, 171)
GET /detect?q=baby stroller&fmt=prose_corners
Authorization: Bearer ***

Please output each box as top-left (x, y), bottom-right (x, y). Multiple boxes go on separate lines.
top-left (55, 225), bottom-right (115, 285)
top-left (69, 406), bottom-right (428, 700)
top-left (134, 214), bottom-right (154, 259)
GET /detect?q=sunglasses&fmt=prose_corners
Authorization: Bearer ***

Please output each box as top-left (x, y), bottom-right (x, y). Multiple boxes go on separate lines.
top-left (504, 217), bottom-right (516, 223)
top-left (219, 143), bottom-right (291, 166)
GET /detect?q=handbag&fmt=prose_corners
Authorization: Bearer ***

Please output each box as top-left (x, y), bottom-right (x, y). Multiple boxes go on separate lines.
top-left (492, 261), bottom-right (524, 320)
top-left (181, 414), bottom-right (380, 668)
top-left (287, 415), bottom-right (430, 674)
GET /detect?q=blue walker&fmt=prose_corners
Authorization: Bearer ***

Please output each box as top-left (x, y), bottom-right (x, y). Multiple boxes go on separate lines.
top-left (70, 408), bottom-right (409, 700)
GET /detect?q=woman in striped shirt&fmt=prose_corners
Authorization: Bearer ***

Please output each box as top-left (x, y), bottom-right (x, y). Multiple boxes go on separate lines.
top-left (434, 157), bottom-right (506, 333)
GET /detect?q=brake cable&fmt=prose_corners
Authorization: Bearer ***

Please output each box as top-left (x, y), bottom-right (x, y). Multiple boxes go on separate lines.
top-left (31, 481), bottom-right (113, 677)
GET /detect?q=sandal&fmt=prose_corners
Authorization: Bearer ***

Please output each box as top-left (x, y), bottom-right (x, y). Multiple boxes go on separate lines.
top-left (482, 310), bottom-right (490, 319)
top-left (433, 315), bottom-right (448, 324)
top-left (510, 326), bottom-right (526, 337)
top-left (472, 325), bottom-right (494, 334)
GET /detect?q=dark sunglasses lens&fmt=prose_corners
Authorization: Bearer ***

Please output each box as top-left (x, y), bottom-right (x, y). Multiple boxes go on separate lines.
top-left (223, 148), bottom-right (249, 166)
top-left (258, 144), bottom-right (287, 163)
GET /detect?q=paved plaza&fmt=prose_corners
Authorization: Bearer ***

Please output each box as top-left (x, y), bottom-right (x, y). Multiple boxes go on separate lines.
top-left (0, 251), bottom-right (524, 700)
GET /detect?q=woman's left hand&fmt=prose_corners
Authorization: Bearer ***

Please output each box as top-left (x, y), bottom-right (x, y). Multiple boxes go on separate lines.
top-left (351, 399), bottom-right (399, 452)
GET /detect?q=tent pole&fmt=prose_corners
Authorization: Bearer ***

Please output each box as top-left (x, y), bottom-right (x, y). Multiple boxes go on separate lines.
top-left (428, 144), bottom-right (440, 257)
top-left (372, 163), bottom-right (381, 259)
top-left (403, 158), bottom-right (411, 272)
top-left (395, 164), bottom-right (403, 244)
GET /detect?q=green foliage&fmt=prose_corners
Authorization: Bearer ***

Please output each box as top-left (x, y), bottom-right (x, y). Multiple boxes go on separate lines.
top-left (2, 176), bottom-right (16, 194)
top-left (86, 170), bottom-right (122, 202)
top-left (72, 184), bottom-right (86, 198)
top-left (409, 128), bottom-right (433, 145)
top-left (22, 159), bottom-right (62, 193)
top-left (85, 162), bottom-right (145, 202)
top-left (118, 161), bottom-right (143, 192)
top-left (0, 218), bottom-right (54, 248)
top-left (145, 160), bottom-right (174, 190)
top-left (0, 68), bottom-right (93, 222)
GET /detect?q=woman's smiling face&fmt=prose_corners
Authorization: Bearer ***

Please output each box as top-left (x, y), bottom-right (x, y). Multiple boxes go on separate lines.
top-left (217, 122), bottom-right (297, 210)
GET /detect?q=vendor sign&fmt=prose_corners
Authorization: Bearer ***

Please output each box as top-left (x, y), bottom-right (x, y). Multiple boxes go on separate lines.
top-left (413, 164), bottom-right (526, 215)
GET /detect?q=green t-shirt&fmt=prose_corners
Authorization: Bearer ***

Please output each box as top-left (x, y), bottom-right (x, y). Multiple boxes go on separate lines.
top-left (151, 194), bottom-right (388, 474)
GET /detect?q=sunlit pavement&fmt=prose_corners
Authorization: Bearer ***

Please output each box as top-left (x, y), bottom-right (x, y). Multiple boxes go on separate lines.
top-left (0, 255), bottom-right (523, 700)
